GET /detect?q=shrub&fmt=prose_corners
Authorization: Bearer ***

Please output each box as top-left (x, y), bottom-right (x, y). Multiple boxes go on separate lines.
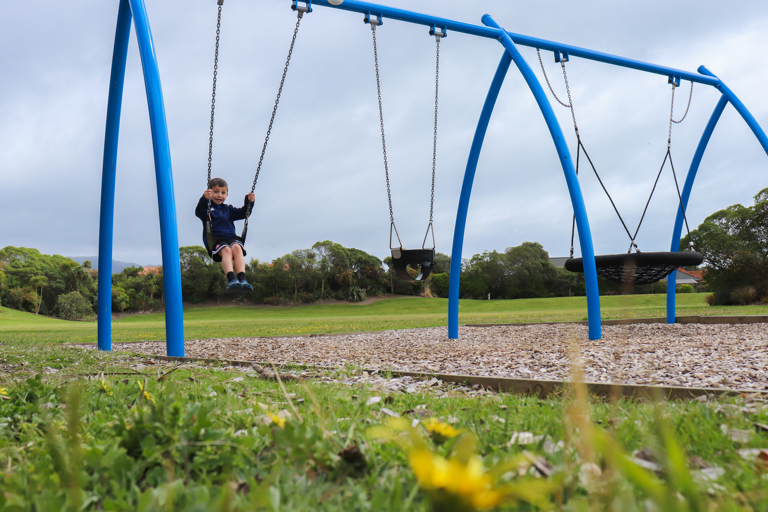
top-left (730, 286), bottom-right (757, 305)
top-left (55, 291), bottom-right (94, 320)
top-left (676, 284), bottom-right (695, 294)
top-left (704, 294), bottom-right (716, 306)
top-left (348, 286), bottom-right (367, 302)
top-left (4, 287), bottom-right (36, 313)
top-left (430, 273), bottom-right (449, 298)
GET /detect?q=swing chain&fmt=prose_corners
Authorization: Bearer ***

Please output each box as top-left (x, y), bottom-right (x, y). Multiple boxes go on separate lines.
top-left (536, 49), bottom-right (571, 109)
top-left (206, 1), bottom-right (224, 224)
top-left (371, 24), bottom-right (395, 225)
top-left (672, 80), bottom-right (693, 124)
top-left (429, 34), bottom-right (440, 225)
top-left (250, 11), bottom-right (303, 198)
top-left (207, 3), bottom-right (222, 188)
top-left (560, 63), bottom-right (580, 137)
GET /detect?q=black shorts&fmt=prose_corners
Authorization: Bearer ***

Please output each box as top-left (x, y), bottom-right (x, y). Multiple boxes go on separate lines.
top-left (209, 239), bottom-right (246, 262)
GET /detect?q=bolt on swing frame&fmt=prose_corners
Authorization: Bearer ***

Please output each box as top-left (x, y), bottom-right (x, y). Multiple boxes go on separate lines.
top-left (99, 0), bottom-right (768, 356)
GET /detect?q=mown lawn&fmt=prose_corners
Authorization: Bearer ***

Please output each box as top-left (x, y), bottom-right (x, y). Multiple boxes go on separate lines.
top-left (0, 340), bottom-right (766, 510)
top-left (1, 293), bottom-right (767, 344)
top-left (2, 296), bottom-right (768, 509)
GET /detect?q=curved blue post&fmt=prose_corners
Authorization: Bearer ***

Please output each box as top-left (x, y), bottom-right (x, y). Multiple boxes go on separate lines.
top-left (448, 52), bottom-right (512, 339)
top-left (128, 0), bottom-right (185, 356)
top-left (666, 94), bottom-right (728, 322)
top-left (98, 0), bottom-right (132, 352)
top-left (484, 15), bottom-right (601, 340)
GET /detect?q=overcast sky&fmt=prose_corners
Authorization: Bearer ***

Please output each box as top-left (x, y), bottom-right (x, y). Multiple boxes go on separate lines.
top-left (2, 1), bottom-right (767, 267)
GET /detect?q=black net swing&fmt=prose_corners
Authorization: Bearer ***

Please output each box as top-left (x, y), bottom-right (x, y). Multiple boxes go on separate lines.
top-left (369, 16), bottom-right (445, 282)
top-left (537, 50), bottom-right (703, 286)
top-left (203, 0), bottom-right (307, 252)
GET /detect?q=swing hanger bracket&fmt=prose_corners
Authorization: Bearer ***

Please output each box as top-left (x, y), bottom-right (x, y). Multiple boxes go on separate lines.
top-left (364, 12), bottom-right (383, 26)
top-left (554, 50), bottom-right (569, 63)
top-left (217, 0), bottom-right (223, 6)
top-left (291, 0), bottom-right (312, 15)
top-left (668, 75), bottom-right (681, 88)
top-left (429, 25), bottom-right (447, 38)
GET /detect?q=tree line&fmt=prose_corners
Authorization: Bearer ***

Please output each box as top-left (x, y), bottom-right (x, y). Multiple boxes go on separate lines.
top-left (3, 188), bottom-right (768, 319)
top-left (0, 240), bottom-right (659, 320)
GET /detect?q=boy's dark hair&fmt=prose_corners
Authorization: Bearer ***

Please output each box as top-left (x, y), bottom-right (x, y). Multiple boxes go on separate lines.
top-left (208, 177), bottom-right (228, 189)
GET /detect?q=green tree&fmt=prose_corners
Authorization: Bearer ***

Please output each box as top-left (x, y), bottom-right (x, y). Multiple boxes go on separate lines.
top-left (466, 250), bottom-right (507, 298)
top-left (30, 275), bottom-right (48, 315)
top-left (432, 252), bottom-right (451, 275)
top-left (284, 249), bottom-right (316, 298)
top-left (0, 247), bottom-right (80, 314)
top-left (311, 241), bottom-right (334, 298)
top-left (55, 291), bottom-right (94, 320)
top-left (504, 242), bottom-right (559, 299)
top-left (430, 272), bottom-right (450, 298)
top-left (178, 246), bottom-right (221, 304)
top-left (683, 188), bottom-right (768, 304)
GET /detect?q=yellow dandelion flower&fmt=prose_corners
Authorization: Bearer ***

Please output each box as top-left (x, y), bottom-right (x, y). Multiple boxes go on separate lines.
top-left (0, 387), bottom-right (8, 396)
top-left (143, 391), bottom-right (156, 405)
top-left (423, 418), bottom-right (461, 444)
top-left (409, 449), bottom-right (501, 511)
top-left (100, 379), bottom-right (113, 396)
top-left (267, 412), bottom-right (286, 428)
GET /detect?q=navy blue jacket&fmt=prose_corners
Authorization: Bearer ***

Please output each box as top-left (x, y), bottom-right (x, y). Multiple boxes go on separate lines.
top-left (195, 195), bottom-right (254, 244)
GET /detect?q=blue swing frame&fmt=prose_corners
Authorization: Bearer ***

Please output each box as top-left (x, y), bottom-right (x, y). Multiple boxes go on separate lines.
top-left (98, 0), bottom-right (768, 355)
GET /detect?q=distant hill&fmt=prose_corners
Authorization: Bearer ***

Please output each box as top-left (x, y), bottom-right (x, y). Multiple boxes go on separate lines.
top-left (67, 256), bottom-right (155, 275)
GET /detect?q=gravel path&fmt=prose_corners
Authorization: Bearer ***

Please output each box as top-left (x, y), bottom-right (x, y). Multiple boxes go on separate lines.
top-left (114, 323), bottom-right (768, 390)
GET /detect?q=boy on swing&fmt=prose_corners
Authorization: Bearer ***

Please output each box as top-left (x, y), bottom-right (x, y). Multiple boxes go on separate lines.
top-left (195, 178), bottom-right (255, 291)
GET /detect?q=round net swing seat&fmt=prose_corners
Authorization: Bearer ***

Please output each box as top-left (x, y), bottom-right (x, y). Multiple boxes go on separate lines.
top-left (564, 251), bottom-right (703, 285)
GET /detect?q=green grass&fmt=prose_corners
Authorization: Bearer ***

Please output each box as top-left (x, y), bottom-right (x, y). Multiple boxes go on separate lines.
top-left (1, 293), bottom-right (767, 344)
top-left (0, 341), bottom-right (767, 510)
top-left (2, 295), bottom-right (768, 509)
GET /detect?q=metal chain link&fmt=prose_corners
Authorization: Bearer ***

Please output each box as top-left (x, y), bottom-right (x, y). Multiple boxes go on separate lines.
top-left (206, 2), bottom-right (224, 222)
top-left (536, 49), bottom-right (571, 108)
top-left (421, 33), bottom-right (442, 250)
top-left (250, 13), bottom-right (303, 196)
top-left (206, 4), bottom-right (222, 188)
top-left (371, 24), bottom-right (395, 224)
top-left (429, 36), bottom-right (440, 224)
top-left (560, 62), bottom-right (580, 136)
top-left (672, 80), bottom-right (693, 124)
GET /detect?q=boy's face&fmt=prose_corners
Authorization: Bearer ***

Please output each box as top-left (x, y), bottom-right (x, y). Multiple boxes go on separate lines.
top-left (210, 185), bottom-right (228, 205)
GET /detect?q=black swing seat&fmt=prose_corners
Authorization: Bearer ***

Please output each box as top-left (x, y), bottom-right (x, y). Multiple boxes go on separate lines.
top-left (391, 248), bottom-right (435, 282)
top-left (564, 251), bottom-right (703, 285)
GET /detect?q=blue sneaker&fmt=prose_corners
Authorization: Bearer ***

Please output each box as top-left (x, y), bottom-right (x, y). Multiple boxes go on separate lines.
top-left (226, 279), bottom-right (242, 291)
top-left (239, 280), bottom-right (253, 291)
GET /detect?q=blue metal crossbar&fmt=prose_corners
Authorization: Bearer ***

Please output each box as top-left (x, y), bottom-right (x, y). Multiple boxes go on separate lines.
top-left (309, 0), bottom-right (721, 87)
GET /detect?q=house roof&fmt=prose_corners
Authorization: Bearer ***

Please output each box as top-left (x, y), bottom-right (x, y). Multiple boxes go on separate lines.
top-left (676, 268), bottom-right (703, 280)
top-left (138, 266), bottom-right (161, 275)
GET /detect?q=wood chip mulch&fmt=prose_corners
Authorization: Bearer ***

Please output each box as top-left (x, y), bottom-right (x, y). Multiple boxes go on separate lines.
top-left (109, 323), bottom-right (768, 390)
